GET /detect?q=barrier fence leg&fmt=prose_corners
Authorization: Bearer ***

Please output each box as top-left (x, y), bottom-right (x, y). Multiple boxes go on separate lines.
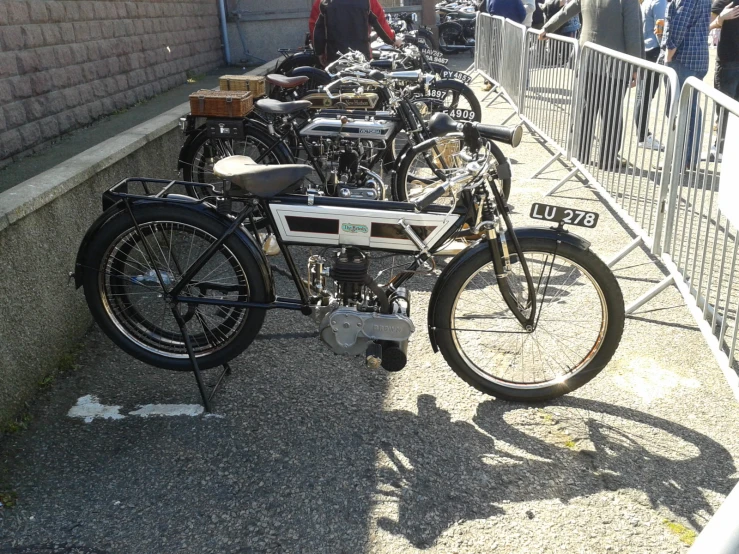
top-left (689, 480), bottom-right (739, 554)
top-left (625, 275), bottom-right (675, 315)
top-left (500, 112), bottom-right (517, 125)
top-left (464, 63), bottom-right (474, 73)
top-left (606, 236), bottom-right (643, 268)
top-left (484, 89), bottom-right (503, 106)
top-left (544, 167), bottom-right (580, 196)
top-left (531, 152), bottom-right (563, 178)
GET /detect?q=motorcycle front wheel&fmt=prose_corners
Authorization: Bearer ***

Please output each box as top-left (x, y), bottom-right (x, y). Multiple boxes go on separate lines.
top-left (393, 135), bottom-right (511, 203)
top-left (432, 238), bottom-right (625, 401)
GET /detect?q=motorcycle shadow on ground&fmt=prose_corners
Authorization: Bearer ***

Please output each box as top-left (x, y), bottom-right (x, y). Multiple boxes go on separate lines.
top-left (372, 394), bottom-right (736, 549)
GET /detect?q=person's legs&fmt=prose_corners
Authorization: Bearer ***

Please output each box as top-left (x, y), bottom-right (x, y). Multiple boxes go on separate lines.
top-left (669, 60), bottom-right (705, 167)
top-left (599, 74), bottom-right (628, 168)
top-left (577, 71), bottom-right (597, 163)
top-left (713, 61), bottom-right (739, 154)
top-left (634, 48), bottom-right (661, 143)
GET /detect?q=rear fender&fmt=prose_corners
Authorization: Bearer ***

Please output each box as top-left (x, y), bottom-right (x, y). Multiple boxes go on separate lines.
top-left (74, 199), bottom-right (276, 302)
top-left (286, 66), bottom-right (332, 87)
top-left (426, 226), bottom-right (591, 352)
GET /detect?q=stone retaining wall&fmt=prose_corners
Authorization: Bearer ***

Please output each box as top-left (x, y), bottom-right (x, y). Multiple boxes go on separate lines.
top-left (0, 0), bottom-right (223, 167)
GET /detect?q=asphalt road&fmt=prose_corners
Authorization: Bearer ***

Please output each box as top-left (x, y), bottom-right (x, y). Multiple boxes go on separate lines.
top-left (0, 51), bottom-right (738, 554)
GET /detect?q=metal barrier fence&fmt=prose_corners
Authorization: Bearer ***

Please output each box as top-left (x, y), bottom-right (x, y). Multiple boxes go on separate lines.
top-left (474, 14), bottom-right (505, 88)
top-left (657, 77), bottom-right (739, 387)
top-left (520, 29), bottom-right (579, 175)
top-left (547, 44), bottom-right (678, 293)
top-left (498, 19), bottom-right (527, 114)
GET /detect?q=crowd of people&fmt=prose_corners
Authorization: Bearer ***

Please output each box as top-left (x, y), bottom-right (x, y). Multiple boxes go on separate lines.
top-left (308, 0), bottom-right (736, 168)
top-left (479, 0), bottom-right (738, 166)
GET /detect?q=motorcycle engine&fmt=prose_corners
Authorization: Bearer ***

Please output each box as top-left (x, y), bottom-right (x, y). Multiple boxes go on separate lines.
top-left (309, 248), bottom-right (414, 369)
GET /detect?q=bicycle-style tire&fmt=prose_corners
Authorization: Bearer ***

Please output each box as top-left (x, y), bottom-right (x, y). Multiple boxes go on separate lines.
top-left (392, 134), bottom-right (511, 202)
top-left (431, 79), bottom-right (482, 122)
top-left (181, 125), bottom-right (293, 184)
top-left (81, 204), bottom-right (268, 371)
top-left (432, 237), bottom-right (625, 401)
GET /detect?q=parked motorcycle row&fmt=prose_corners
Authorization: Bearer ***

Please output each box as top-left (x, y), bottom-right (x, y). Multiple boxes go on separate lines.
top-left (71, 26), bottom-right (626, 410)
top-left (179, 40), bottom-right (481, 204)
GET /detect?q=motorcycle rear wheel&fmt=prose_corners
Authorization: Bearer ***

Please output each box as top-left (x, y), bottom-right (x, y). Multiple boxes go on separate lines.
top-left (82, 204), bottom-right (268, 371)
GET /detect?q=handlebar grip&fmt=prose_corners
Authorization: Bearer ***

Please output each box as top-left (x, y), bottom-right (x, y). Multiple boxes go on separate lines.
top-left (414, 184), bottom-right (448, 211)
top-left (475, 123), bottom-right (524, 147)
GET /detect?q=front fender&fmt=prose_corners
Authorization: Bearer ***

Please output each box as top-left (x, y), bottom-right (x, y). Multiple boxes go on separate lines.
top-left (426, 226), bottom-right (591, 352)
top-left (74, 199), bottom-right (276, 303)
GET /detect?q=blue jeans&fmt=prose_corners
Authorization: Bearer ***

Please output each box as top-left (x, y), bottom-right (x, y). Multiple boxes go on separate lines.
top-left (668, 60), bottom-right (706, 166)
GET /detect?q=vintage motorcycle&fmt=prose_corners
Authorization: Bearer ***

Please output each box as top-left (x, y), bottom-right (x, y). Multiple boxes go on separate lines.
top-left (178, 64), bottom-right (488, 203)
top-left (436, 0), bottom-right (477, 54)
top-left (73, 115), bottom-right (625, 411)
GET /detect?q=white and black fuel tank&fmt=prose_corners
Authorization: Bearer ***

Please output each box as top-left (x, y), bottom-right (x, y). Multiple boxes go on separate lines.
top-left (299, 117), bottom-right (397, 141)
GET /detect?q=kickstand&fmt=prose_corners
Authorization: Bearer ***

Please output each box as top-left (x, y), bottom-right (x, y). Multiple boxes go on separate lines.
top-left (171, 307), bottom-right (233, 413)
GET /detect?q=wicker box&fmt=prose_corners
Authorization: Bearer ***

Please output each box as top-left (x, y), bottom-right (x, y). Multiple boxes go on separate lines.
top-left (189, 90), bottom-right (253, 118)
top-left (219, 75), bottom-right (267, 97)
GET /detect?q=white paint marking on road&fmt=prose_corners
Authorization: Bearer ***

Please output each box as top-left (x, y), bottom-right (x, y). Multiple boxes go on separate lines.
top-left (128, 404), bottom-right (204, 418)
top-left (612, 358), bottom-right (701, 404)
top-left (67, 395), bottom-right (125, 423)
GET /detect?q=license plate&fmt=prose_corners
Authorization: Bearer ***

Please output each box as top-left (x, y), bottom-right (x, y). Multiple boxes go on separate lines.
top-left (205, 119), bottom-right (245, 140)
top-left (529, 203), bottom-right (599, 228)
top-left (440, 107), bottom-right (477, 120)
top-left (414, 90), bottom-right (449, 102)
top-left (441, 70), bottom-right (472, 84)
top-left (422, 48), bottom-right (448, 63)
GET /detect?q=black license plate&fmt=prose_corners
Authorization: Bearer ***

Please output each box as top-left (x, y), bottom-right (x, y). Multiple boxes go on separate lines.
top-left (529, 203), bottom-right (599, 228)
top-left (440, 107), bottom-right (477, 120)
top-left (422, 48), bottom-right (449, 64)
top-left (205, 119), bottom-right (245, 140)
top-left (440, 70), bottom-right (472, 84)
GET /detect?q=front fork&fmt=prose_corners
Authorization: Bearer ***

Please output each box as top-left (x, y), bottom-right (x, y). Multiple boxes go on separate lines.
top-left (482, 188), bottom-right (538, 331)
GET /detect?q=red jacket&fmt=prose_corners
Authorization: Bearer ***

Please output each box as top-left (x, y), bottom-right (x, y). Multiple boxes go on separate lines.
top-left (309, 0), bottom-right (395, 47)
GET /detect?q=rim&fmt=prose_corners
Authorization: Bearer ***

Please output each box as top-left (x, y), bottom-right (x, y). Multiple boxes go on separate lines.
top-left (189, 134), bottom-right (282, 183)
top-left (403, 136), bottom-right (464, 202)
top-left (100, 221), bottom-right (250, 359)
top-left (450, 250), bottom-right (608, 389)
top-left (439, 89), bottom-right (477, 121)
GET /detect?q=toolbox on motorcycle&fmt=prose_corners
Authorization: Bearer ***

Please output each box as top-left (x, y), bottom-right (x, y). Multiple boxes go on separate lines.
top-left (189, 90), bottom-right (254, 118)
top-left (219, 75), bottom-right (267, 97)
top-left (205, 119), bottom-right (246, 140)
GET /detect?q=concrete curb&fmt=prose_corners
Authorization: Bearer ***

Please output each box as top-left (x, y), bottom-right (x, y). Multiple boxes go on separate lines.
top-left (0, 57), bottom-right (280, 425)
top-left (0, 57), bottom-right (280, 233)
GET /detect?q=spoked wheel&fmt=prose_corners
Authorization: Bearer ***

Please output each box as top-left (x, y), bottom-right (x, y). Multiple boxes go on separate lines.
top-left (433, 238), bottom-right (625, 401)
top-left (393, 135), bottom-right (511, 202)
top-left (82, 204), bottom-right (268, 370)
top-left (181, 126), bottom-right (292, 184)
top-left (434, 83), bottom-right (481, 122)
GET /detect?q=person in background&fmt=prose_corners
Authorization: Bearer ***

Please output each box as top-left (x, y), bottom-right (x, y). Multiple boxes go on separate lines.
top-left (523, 0), bottom-right (537, 26)
top-left (540, 0), bottom-right (581, 38)
top-left (539, 0), bottom-right (644, 170)
top-left (633, 0), bottom-right (667, 150)
top-left (531, 1), bottom-right (546, 28)
top-left (312, 0), bottom-right (401, 64)
top-left (661, 0), bottom-right (710, 166)
top-left (482, 0), bottom-right (527, 90)
top-left (708, 0), bottom-right (739, 159)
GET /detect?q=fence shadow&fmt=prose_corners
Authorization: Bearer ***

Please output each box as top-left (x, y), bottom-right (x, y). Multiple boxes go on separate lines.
top-left (375, 395), bottom-right (736, 548)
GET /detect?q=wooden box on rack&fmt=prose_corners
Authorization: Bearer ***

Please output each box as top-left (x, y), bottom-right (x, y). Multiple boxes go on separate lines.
top-left (188, 90), bottom-right (253, 118)
top-left (219, 75), bottom-right (267, 97)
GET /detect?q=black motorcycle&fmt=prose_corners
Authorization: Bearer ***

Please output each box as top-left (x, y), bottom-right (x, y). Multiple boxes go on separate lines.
top-left (437, 1), bottom-right (477, 54)
top-left (74, 116), bottom-right (625, 411)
